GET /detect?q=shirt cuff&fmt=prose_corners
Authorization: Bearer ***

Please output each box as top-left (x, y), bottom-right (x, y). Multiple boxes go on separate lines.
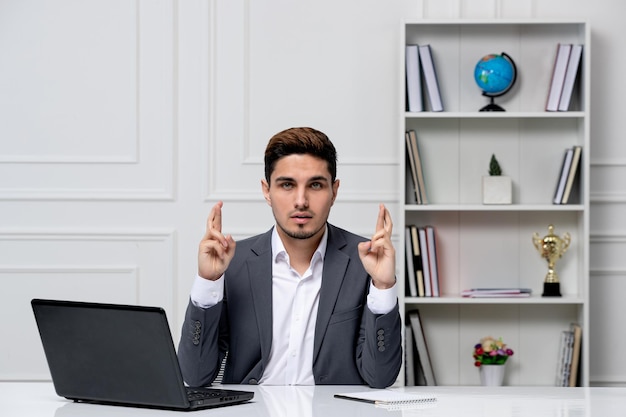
top-left (366, 281), bottom-right (398, 315)
top-left (190, 274), bottom-right (224, 308)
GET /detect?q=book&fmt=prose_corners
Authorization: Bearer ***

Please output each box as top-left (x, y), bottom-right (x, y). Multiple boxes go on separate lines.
top-left (546, 43), bottom-right (572, 111)
top-left (410, 225), bottom-right (425, 297)
top-left (555, 329), bottom-right (574, 386)
top-left (418, 45), bottom-right (443, 112)
top-left (553, 147), bottom-right (574, 204)
top-left (405, 44), bottom-right (423, 112)
top-left (563, 330), bottom-right (574, 386)
top-left (425, 226), bottom-right (440, 297)
top-left (555, 330), bottom-right (568, 386)
top-left (405, 132), bottom-right (421, 204)
top-left (558, 44), bottom-right (583, 111)
top-left (462, 293), bottom-right (530, 298)
top-left (561, 146), bottom-right (582, 204)
top-left (404, 158), bottom-right (418, 204)
top-left (417, 227), bottom-right (432, 297)
top-left (568, 323), bottom-right (582, 387)
top-left (555, 331), bottom-right (567, 386)
top-left (334, 390), bottom-right (437, 408)
top-left (404, 323), bottom-right (416, 385)
top-left (404, 227), bottom-right (418, 297)
top-left (461, 288), bottom-right (532, 298)
top-left (407, 130), bottom-right (428, 204)
top-left (408, 310), bottom-right (436, 386)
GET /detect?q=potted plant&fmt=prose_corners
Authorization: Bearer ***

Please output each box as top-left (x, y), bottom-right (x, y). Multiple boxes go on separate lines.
top-left (473, 336), bottom-right (514, 386)
top-left (482, 154), bottom-right (512, 204)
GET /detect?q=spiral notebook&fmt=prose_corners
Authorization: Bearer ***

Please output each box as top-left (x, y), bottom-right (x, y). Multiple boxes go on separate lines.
top-left (334, 390), bottom-right (437, 409)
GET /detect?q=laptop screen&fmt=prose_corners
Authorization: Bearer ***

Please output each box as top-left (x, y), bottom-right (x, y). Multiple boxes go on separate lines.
top-left (32, 299), bottom-right (192, 409)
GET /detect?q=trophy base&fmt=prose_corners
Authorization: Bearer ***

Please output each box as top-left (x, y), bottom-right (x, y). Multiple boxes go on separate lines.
top-left (542, 282), bottom-right (562, 297)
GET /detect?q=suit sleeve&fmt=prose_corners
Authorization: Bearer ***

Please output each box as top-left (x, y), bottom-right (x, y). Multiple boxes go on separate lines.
top-left (177, 299), bottom-right (228, 387)
top-left (356, 300), bottom-right (403, 388)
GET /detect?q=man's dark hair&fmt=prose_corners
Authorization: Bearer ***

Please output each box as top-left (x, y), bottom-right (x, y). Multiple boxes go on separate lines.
top-left (264, 127), bottom-right (337, 183)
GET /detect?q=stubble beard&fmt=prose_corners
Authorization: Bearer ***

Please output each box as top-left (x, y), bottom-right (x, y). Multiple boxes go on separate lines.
top-left (276, 221), bottom-right (326, 241)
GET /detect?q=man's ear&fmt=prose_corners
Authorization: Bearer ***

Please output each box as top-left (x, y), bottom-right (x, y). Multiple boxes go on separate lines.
top-left (261, 179), bottom-right (271, 205)
top-left (331, 179), bottom-right (340, 205)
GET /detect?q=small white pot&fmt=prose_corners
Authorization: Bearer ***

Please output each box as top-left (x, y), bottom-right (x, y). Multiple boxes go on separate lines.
top-left (479, 364), bottom-right (506, 386)
top-left (482, 176), bottom-right (512, 205)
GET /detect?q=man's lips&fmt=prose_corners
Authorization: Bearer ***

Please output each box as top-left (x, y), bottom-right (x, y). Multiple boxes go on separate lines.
top-left (291, 213), bottom-right (312, 224)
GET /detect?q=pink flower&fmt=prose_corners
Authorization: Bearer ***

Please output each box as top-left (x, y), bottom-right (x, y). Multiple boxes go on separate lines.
top-left (473, 336), bottom-right (513, 366)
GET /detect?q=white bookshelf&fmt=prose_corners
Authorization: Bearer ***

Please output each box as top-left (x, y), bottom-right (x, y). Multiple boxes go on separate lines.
top-left (399, 20), bottom-right (590, 387)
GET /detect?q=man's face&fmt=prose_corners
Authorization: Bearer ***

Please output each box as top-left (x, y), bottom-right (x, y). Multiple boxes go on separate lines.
top-left (262, 153), bottom-right (339, 242)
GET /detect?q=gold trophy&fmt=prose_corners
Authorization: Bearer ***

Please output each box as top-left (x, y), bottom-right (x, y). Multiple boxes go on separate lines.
top-left (532, 224), bottom-right (570, 297)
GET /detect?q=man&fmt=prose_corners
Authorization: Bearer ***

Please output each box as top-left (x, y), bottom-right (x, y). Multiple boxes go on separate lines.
top-left (178, 127), bottom-right (401, 388)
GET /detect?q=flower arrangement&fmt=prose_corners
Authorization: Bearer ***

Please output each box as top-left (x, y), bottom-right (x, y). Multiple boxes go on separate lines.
top-left (473, 336), bottom-right (514, 367)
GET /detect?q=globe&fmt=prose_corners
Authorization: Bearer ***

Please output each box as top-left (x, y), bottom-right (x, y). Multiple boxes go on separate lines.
top-left (473, 52), bottom-right (517, 111)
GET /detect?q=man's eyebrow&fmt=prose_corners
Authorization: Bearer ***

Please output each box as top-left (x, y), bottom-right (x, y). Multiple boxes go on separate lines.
top-left (308, 176), bottom-right (330, 183)
top-left (274, 176), bottom-right (295, 183)
top-left (274, 175), bottom-right (330, 183)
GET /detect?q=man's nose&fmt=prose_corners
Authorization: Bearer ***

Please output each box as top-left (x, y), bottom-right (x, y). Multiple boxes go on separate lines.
top-left (294, 187), bottom-right (308, 208)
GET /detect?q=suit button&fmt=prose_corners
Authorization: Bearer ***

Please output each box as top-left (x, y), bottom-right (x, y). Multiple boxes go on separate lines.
top-left (377, 329), bottom-right (384, 335)
top-left (378, 346), bottom-right (386, 352)
top-left (248, 379), bottom-right (258, 385)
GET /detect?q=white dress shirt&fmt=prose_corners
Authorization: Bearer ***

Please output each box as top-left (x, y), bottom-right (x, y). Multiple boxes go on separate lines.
top-left (190, 225), bottom-right (397, 385)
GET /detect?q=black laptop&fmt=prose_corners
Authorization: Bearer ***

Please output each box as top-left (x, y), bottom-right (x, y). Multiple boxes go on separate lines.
top-left (31, 298), bottom-right (253, 411)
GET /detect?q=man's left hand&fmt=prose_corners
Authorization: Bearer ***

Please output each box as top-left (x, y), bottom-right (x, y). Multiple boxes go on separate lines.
top-left (358, 204), bottom-right (396, 289)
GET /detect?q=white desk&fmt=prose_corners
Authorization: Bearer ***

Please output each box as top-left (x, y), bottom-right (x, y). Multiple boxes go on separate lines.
top-left (2, 382), bottom-right (625, 417)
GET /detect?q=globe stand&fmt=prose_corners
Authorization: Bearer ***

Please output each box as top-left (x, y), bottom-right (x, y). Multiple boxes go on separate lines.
top-left (480, 96), bottom-right (505, 112)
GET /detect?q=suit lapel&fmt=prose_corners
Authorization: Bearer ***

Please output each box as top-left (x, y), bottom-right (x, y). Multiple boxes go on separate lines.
top-left (247, 230), bottom-right (274, 369)
top-left (313, 225), bottom-right (350, 362)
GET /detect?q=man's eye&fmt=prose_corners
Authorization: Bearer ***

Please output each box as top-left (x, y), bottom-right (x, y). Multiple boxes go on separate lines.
top-left (311, 182), bottom-right (322, 189)
top-left (281, 183), bottom-right (294, 190)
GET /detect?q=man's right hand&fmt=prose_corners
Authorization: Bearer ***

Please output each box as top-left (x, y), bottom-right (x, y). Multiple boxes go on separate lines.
top-left (198, 201), bottom-right (236, 281)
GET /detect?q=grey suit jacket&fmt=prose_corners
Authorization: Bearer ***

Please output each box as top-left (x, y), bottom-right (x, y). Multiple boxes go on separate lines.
top-left (177, 223), bottom-right (402, 388)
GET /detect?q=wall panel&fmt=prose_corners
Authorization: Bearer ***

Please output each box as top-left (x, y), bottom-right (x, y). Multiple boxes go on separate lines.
top-left (0, 0), bottom-right (174, 200)
top-left (0, 229), bottom-right (175, 380)
top-left (205, 0), bottom-right (402, 209)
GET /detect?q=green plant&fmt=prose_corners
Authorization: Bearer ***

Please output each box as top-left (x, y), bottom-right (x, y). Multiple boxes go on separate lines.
top-left (473, 336), bottom-right (514, 367)
top-left (488, 154), bottom-right (502, 176)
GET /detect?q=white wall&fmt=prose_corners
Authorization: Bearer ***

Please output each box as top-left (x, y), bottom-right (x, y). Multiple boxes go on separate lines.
top-left (0, 0), bottom-right (624, 386)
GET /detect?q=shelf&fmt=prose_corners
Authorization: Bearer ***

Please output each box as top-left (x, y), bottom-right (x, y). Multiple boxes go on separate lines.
top-left (404, 18), bottom-right (588, 25)
top-left (400, 19), bottom-right (589, 387)
top-left (404, 204), bottom-right (585, 212)
top-left (405, 111), bottom-right (585, 119)
top-left (405, 295), bottom-right (585, 305)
